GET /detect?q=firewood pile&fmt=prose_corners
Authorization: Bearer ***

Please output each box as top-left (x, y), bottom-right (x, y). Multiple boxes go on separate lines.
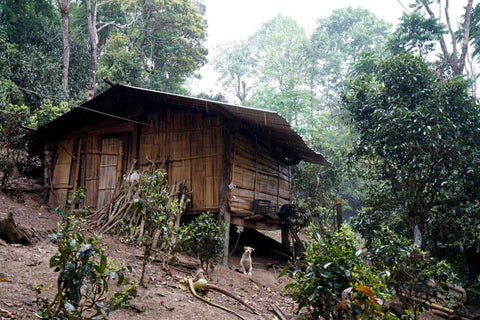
top-left (87, 164), bottom-right (190, 245)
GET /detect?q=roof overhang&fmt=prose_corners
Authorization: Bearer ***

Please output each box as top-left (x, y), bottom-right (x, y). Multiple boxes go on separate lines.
top-left (32, 84), bottom-right (332, 167)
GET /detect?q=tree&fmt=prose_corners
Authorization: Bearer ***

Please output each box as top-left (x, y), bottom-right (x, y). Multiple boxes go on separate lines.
top-left (343, 53), bottom-right (480, 285)
top-left (310, 7), bottom-right (391, 108)
top-left (0, 0), bottom-right (64, 107)
top-left (390, 0), bottom-right (474, 78)
top-left (388, 12), bottom-right (446, 57)
top-left (246, 14), bottom-right (315, 133)
top-left (58, 0), bottom-right (71, 94)
top-left (120, 0), bottom-right (208, 93)
top-left (292, 8), bottom-right (391, 224)
top-left (213, 40), bottom-right (255, 104)
top-left (86, 0), bottom-right (118, 100)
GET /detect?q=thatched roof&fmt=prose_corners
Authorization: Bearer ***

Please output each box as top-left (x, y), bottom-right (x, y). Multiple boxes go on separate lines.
top-left (32, 84), bottom-right (331, 166)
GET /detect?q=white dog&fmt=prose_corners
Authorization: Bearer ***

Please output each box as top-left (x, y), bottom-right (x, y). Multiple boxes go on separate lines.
top-left (240, 246), bottom-right (254, 275)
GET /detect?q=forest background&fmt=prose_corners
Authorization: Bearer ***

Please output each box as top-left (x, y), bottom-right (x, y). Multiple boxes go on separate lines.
top-left (1, 0), bottom-right (480, 312)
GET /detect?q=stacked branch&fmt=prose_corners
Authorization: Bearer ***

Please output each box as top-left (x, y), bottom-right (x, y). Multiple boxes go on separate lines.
top-left (88, 163), bottom-right (190, 245)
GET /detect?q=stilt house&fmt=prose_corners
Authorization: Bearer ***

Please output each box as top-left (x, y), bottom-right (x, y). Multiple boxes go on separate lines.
top-left (31, 84), bottom-right (330, 248)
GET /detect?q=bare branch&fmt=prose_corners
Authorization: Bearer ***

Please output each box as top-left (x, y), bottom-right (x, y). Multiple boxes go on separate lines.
top-left (422, 1), bottom-right (458, 74)
top-left (458, 0), bottom-right (474, 74)
top-left (444, 0), bottom-right (459, 65)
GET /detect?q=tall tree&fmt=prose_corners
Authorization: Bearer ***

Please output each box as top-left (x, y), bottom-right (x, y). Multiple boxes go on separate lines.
top-left (342, 54), bottom-right (480, 282)
top-left (310, 7), bottom-right (391, 108)
top-left (86, 0), bottom-right (117, 100)
top-left (247, 15), bottom-right (314, 132)
top-left (58, 0), bottom-right (71, 94)
top-left (0, 0), bottom-right (64, 106)
top-left (390, 0), bottom-right (474, 77)
top-left (213, 40), bottom-right (254, 104)
top-left (120, 0), bottom-right (208, 93)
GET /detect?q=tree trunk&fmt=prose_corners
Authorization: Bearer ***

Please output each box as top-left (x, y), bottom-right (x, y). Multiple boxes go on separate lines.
top-left (59, 0), bottom-right (70, 95)
top-left (423, 0), bottom-right (473, 75)
top-left (0, 212), bottom-right (37, 245)
top-left (86, 0), bottom-right (97, 101)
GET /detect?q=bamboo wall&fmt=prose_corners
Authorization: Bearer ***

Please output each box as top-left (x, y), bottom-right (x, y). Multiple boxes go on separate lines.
top-left (229, 132), bottom-right (291, 217)
top-left (48, 121), bottom-right (135, 209)
top-left (137, 107), bottom-right (223, 212)
top-left (47, 105), bottom-right (290, 217)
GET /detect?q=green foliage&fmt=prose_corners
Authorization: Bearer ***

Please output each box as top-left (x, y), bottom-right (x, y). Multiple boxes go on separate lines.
top-left (179, 212), bottom-right (226, 274)
top-left (115, 0), bottom-right (208, 93)
top-left (26, 100), bottom-right (71, 129)
top-left (131, 167), bottom-right (180, 286)
top-left (0, 1), bottom-right (64, 107)
top-left (0, 78), bottom-right (70, 190)
top-left (37, 215), bottom-right (129, 319)
top-left (213, 40), bottom-right (254, 104)
top-left (248, 14), bottom-right (315, 133)
top-left (311, 6), bottom-right (391, 105)
top-left (284, 225), bottom-right (393, 320)
top-left (388, 12), bottom-right (446, 57)
top-left (97, 34), bottom-right (146, 92)
top-left (343, 53), bottom-right (480, 258)
top-left (0, 81), bottom-right (32, 190)
top-left (369, 227), bottom-right (457, 318)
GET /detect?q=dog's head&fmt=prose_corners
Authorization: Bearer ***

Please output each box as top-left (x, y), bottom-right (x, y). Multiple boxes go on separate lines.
top-left (243, 246), bottom-right (254, 254)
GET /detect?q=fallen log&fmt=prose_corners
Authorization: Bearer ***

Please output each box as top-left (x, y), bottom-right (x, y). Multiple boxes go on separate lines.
top-left (198, 281), bottom-right (258, 313)
top-left (184, 278), bottom-right (247, 320)
top-left (270, 304), bottom-right (288, 320)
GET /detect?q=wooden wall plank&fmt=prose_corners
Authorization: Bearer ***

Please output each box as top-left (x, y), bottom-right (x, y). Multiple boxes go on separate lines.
top-left (229, 131), bottom-right (291, 215)
top-left (49, 139), bottom-right (75, 208)
top-left (97, 138), bottom-right (123, 208)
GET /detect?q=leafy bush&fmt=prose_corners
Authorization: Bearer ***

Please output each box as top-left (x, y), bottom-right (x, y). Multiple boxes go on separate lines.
top-left (0, 81), bottom-right (30, 190)
top-left (37, 215), bottom-right (130, 319)
top-left (131, 167), bottom-right (180, 286)
top-left (369, 227), bottom-right (457, 318)
top-left (283, 225), bottom-right (394, 320)
top-left (179, 212), bottom-right (226, 274)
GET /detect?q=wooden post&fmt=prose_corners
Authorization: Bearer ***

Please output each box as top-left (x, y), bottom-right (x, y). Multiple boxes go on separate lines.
top-left (336, 199), bottom-right (342, 230)
top-left (281, 225), bottom-right (291, 248)
top-left (220, 126), bottom-right (233, 265)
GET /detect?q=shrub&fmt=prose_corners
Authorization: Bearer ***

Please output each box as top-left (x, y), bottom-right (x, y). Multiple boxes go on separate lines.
top-left (37, 215), bottom-right (130, 319)
top-left (131, 167), bottom-right (180, 286)
top-left (283, 225), bottom-right (395, 320)
top-left (179, 212), bottom-right (226, 275)
top-left (369, 227), bottom-right (457, 318)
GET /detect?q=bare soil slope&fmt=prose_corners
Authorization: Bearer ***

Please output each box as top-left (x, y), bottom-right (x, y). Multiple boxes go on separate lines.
top-left (0, 187), bottom-right (296, 320)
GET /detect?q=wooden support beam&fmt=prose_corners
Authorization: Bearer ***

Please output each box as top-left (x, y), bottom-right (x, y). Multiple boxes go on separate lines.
top-left (231, 217), bottom-right (279, 231)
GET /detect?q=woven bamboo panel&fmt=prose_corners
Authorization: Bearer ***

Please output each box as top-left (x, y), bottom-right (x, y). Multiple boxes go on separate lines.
top-left (138, 132), bottom-right (167, 162)
top-left (49, 139), bottom-right (75, 207)
top-left (68, 121), bottom-right (135, 138)
top-left (83, 136), bottom-right (100, 208)
top-left (229, 132), bottom-right (292, 215)
top-left (134, 108), bottom-right (223, 212)
top-left (231, 165), bottom-right (255, 189)
top-left (97, 138), bottom-right (123, 208)
top-left (255, 173), bottom-right (278, 196)
top-left (229, 187), bottom-right (255, 212)
top-left (191, 157), bottom-right (205, 208)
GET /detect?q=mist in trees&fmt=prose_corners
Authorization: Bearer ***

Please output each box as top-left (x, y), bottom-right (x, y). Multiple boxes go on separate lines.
top-left (212, 1), bottom-right (480, 302)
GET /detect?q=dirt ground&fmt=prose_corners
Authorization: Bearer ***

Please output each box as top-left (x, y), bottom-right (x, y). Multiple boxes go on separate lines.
top-left (0, 176), bottom-right (466, 320)
top-left (0, 180), bottom-right (297, 320)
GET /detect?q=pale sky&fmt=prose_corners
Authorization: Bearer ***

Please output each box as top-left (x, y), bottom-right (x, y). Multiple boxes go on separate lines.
top-left (188, 0), bottom-right (473, 98)
top-left (203, 0), bottom-right (406, 48)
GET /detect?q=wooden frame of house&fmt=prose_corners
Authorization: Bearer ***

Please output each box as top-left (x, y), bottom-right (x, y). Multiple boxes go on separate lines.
top-left (31, 84), bottom-right (330, 260)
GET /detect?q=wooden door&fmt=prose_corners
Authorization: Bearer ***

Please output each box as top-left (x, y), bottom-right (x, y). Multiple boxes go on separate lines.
top-left (49, 139), bottom-right (75, 208)
top-left (97, 138), bottom-right (123, 208)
